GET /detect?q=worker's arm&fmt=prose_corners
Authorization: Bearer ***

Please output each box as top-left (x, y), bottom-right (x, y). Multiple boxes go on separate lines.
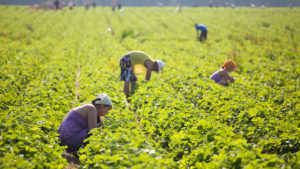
top-left (145, 60), bottom-right (154, 81)
top-left (220, 70), bottom-right (235, 82)
top-left (87, 106), bottom-right (98, 131)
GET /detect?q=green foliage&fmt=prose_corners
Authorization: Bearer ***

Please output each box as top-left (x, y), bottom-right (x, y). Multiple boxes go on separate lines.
top-left (0, 6), bottom-right (299, 168)
top-left (120, 29), bottom-right (135, 41)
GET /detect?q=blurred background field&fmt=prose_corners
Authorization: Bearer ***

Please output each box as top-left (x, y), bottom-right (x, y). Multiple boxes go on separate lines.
top-left (0, 5), bottom-right (299, 168)
top-left (1, 0), bottom-right (300, 7)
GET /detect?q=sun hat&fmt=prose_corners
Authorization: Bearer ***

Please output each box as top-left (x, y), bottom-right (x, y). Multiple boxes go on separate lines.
top-left (93, 94), bottom-right (112, 106)
top-left (155, 60), bottom-right (164, 73)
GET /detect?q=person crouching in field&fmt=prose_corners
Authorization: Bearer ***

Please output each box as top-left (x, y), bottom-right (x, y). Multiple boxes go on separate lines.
top-left (210, 60), bottom-right (236, 86)
top-left (120, 51), bottom-right (164, 101)
top-left (195, 24), bottom-right (207, 42)
top-left (58, 94), bottom-right (112, 154)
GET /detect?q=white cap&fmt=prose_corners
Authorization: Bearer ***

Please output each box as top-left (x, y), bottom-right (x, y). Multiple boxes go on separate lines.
top-left (94, 93), bottom-right (112, 106)
top-left (156, 60), bottom-right (164, 73)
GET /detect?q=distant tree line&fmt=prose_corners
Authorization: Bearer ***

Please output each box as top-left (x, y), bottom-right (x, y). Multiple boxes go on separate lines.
top-left (0, 0), bottom-right (299, 7)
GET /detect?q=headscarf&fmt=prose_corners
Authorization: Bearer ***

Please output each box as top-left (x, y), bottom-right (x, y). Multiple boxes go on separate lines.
top-left (222, 60), bottom-right (236, 69)
top-left (92, 93), bottom-right (112, 106)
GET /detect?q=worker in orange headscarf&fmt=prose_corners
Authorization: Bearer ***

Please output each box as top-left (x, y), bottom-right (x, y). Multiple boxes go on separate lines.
top-left (210, 60), bottom-right (236, 86)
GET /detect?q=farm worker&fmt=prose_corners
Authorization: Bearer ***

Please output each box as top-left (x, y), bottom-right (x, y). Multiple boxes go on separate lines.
top-left (175, 4), bottom-right (182, 12)
top-left (92, 0), bottom-right (96, 7)
top-left (48, 0), bottom-right (54, 9)
top-left (58, 94), bottom-right (112, 153)
top-left (210, 60), bottom-right (236, 86)
top-left (84, 0), bottom-right (90, 10)
top-left (195, 24), bottom-right (207, 42)
top-left (112, 0), bottom-right (116, 11)
top-left (68, 0), bottom-right (74, 10)
top-left (54, 0), bottom-right (59, 10)
top-left (117, 0), bottom-right (122, 10)
top-left (120, 51), bottom-right (164, 100)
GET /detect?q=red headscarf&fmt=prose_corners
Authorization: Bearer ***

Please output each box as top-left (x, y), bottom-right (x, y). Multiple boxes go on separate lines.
top-left (222, 60), bottom-right (236, 69)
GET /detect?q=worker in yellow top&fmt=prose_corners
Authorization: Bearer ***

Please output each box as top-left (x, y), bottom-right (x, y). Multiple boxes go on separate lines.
top-left (120, 51), bottom-right (164, 100)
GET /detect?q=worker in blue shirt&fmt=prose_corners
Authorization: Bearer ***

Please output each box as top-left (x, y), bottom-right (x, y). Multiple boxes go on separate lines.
top-left (195, 24), bottom-right (207, 42)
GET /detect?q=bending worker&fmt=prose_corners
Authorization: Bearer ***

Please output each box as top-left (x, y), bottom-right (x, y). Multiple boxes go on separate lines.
top-left (210, 60), bottom-right (236, 86)
top-left (58, 94), bottom-right (112, 154)
top-left (195, 24), bottom-right (207, 42)
top-left (120, 51), bottom-right (164, 100)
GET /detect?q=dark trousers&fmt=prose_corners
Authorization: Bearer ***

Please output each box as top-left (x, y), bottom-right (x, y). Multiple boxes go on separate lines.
top-left (200, 30), bottom-right (207, 42)
top-left (54, 1), bottom-right (59, 10)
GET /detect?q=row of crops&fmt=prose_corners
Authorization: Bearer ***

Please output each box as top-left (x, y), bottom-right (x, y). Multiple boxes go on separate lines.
top-left (0, 6), bottom-right (299, 168)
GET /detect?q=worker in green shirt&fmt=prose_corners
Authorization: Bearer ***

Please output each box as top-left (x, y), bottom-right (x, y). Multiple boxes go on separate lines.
top-left (120, 51), bottom-right (164, 101)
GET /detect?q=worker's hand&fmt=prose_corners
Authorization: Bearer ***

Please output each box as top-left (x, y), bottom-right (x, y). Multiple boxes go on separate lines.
top-left (229, 76), bottom-right (235, 82)
top-left (99, 116), bottom-right (105, 125)
top-left (126, 97), bottom-right (131, 103)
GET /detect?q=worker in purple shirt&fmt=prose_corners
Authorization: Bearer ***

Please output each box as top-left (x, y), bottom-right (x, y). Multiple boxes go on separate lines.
top-left (58, 94), bottom-right (112, 154)
top-left (195, 24), bottom-right (207, 42)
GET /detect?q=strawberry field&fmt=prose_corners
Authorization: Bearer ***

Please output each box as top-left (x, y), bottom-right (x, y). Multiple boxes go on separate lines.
top-left (0, 6), bottom-right (299, 168)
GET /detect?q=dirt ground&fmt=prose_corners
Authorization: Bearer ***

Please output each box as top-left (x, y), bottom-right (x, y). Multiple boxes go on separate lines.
top-left (64, 152), bottom-right (79, 169)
